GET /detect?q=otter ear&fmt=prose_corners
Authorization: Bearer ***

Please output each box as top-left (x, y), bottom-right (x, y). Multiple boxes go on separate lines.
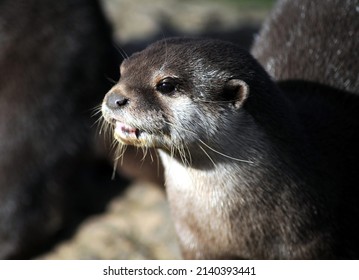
top-left (225, 79), bottom-right (249, 109)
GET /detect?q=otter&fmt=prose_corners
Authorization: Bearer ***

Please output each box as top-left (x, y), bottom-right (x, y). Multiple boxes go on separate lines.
top-left (101, 36), bottom-right (359, 259)
top-left (251, 0), bottom-right (359, 94)
top-left (0, 0), bottom-right (120, 258)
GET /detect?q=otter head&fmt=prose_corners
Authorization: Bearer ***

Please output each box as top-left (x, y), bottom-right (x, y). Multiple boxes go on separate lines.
top-left (101, 38), bottom-right (270, 165)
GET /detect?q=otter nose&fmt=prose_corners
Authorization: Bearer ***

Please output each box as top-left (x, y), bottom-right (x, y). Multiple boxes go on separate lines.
top-left (106, 91), bottom-right (129, 109)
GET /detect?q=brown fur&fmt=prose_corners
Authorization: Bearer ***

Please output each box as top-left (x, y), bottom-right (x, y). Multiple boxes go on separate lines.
top-left (0, 0), bottom-right (120, 258)
top-left (102, 37), bottom-right (359, 259)
top-left (251, 0), bottom-right (359, 94)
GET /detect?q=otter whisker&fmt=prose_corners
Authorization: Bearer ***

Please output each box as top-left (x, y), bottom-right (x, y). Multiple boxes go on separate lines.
top-left (163, 120), bottom-right (252, 164)
top-left (101, 119), bottom-right (114, 145)
top-left (183, 142), bottom-right (193, 166)
top-left (93, 103), bottom-right (110, 134)
top-left (91, 104), bottom-right (104, 118)
top-left (111, 159), bottom-right (118, 180)
top-left (198, 139), bottom-right (253, 164)
top-left (114, 143), bottom-right (127, 161)
top-left (114, 43), bottom-right (129, 59)
top-left (160, 35), bottom-right (169, 72)
top-left (110, 137), bottom-right (119, 151)
top-left (170, 143), bottom-right (175, 162)
top-left (92, 105), bottom-right (109, 135)
top-left (163, 120), bottom-right (197, 137)
top-left (93, 115), bottom-right (103, 127)
top-left (198, 144), bottom-right (217, 168)
top-left (141, 146), bottom-right (149, 162)
top-left (177, 142), bottom-right (190, 167)
top-left (105, 76), bottom-right (118, 85)
top-left (112, 142), bottom-right (128, 179)
top-left (154, 148), bottom-right (161, 178)
top-left (98, 116), bottom-right (108, 135)
top-left (194, 99), bottom-right (237, 105)
top-left (162, 120), bottom-right (193, 166)
top-left (148, 147), bottom-right (155, 163)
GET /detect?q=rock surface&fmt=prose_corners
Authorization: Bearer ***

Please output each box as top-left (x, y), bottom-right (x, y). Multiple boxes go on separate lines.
top-left (40, 182), bottom-right (180, 259)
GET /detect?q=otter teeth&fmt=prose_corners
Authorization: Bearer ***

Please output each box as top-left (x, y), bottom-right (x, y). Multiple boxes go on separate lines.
top-left (115, 122), bottom-right (139, 139)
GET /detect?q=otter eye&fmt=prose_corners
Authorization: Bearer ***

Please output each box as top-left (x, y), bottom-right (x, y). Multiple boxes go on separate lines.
top-left (156, 79), bottom-right (176, 95)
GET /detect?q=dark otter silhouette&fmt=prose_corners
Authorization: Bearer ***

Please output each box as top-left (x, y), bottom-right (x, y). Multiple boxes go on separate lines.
top-left (0, 0), bottom-right (121, 258)
top-left (251, 0), bottom-right (359, 94)
top-left (102, 33), bottom-right (359, 259)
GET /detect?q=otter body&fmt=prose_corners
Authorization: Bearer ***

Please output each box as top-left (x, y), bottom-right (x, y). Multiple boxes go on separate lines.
top-left (0, 0), bottom-right (118, 258)
top-left (251, 0), bottom-right (359, 94)
top-left (102, 35), bottom-right (359, 258)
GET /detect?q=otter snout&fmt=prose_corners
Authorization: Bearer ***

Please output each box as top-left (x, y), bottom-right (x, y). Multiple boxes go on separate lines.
top-left (105, 90), bottom-right (129, 110)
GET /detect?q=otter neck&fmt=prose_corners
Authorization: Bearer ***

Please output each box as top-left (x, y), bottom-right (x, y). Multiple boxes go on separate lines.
top-left (173, 117), bottom-right (304, 168)
top-left (159, 83), bottom-right (314, 186)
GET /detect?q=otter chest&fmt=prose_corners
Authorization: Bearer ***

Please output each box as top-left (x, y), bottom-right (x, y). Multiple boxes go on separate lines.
top-left (159, 152), bottom-right (237, 259)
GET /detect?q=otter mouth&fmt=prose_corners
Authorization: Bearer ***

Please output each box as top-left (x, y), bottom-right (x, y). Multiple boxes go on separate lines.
top-left (114, 121), bottom-right (141, 143)
top-left (102, 104), bottom-right (150, 146)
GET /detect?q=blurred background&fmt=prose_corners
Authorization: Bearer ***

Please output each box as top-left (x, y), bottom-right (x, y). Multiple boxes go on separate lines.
top-left (103, 0), bottom-right (273, 46)
top-left (0, 0), bottom-right (275, 259)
